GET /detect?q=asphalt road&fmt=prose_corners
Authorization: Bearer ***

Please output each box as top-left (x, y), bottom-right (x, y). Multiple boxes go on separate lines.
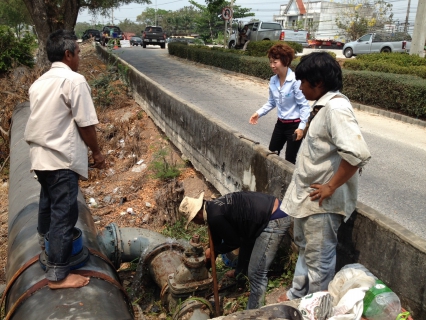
top-left (115, 46), bottom-right (426, 239)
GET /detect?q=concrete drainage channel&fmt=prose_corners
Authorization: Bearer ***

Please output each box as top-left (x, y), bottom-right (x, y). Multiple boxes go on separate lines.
top-left (95, 45), bottom-right (426, 317)
top-left (6, 102), bottom-right (304, 320)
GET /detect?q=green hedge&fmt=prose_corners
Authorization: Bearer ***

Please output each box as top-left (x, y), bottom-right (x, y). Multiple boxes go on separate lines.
top-left (342, 70), bottom-right (426, 118)
top-left (344, 53), bottom-right (426, 78)
top-left (168, 43), bottom-right (426, 119)
top-left (168, 42), bottom-right (274, 79)
top-left (355, 53), bottom-right (426, 66)
top-left (246, 40), bottom-right (303, 57)
top-left (0, 25), bottom-right (35, 73)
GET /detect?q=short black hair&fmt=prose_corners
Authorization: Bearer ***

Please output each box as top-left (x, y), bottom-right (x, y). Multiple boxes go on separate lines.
top-left (295, 52), bottom-right (343, 92)
top-left (46, 30), bottom-right (78, 63)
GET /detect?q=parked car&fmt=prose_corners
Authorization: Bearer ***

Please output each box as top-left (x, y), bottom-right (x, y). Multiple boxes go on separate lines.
top-left (142, 26), bottom-right (167, 49)
top-left (82, 29), bottom-right (101, 42)
top-left (101, 25), bottom-right (124, 45)
top-left (130, 36), bottom-right (143, 46)
top-left (342, 32), bottom-right (412, 58)
top-left (227, 21), bottom-right (309, 49)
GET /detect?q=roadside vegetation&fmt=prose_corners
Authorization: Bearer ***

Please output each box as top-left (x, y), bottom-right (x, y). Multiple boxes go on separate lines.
top-left (343, 52), bottom-right (426, 78)
top-left (0, 26), bottom-right (36, 73)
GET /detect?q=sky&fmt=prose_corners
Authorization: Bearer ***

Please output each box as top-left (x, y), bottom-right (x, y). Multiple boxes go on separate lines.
top-left (77, 0), bottom-right (420, 33)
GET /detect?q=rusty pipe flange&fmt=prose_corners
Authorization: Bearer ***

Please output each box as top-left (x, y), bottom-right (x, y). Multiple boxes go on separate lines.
top-left (183, 256), bottom-right (206, 269)
top-left (168, 274), bottom-right (213, 295)
top-left (97, 222), bottom-right (122, 269)
top-left (172, 298), bottom-right (213, 320)
top-left (142, 242), bottom-right (185, 270)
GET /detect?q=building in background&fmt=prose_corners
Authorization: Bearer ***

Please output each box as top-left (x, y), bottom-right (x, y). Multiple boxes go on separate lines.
top-left (274, 0), bottom-right (348, 42)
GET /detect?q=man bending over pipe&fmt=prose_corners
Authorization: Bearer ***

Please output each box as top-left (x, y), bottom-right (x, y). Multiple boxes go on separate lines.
top-left (25, 29), bottom-right (106, 289)
top-left (179, 191), bottom-right (291, 309)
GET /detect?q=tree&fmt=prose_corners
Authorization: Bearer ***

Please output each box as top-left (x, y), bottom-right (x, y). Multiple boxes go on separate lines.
top-left (0, 0), bottom-right (32, 38)
top-left (20, 0), bottom-right (151, 68)
top-left (335, 0), bottom-right (393, 41)
top-left (118, 18), bottom-right (143, 35)
top-left (189, 0), bottom-right (254, 41)
top-left (136, 8), bottom-right (170, 30)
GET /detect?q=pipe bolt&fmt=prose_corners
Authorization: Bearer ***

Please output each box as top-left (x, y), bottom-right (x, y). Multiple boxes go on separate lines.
top-left (191, 234), bottom-right (200, 243)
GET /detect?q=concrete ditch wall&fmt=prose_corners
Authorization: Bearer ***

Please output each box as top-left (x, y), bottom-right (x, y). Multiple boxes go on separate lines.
top-left (97, 46), bottom-right (426, 318)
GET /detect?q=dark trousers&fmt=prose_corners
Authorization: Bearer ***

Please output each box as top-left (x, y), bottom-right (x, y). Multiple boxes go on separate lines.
top-left (35, 169), bottom-right (79, 281)
top-left (268, 120), bottom-right (302, 164)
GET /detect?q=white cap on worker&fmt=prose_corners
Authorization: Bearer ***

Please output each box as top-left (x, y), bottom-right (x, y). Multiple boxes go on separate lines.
top-left (179, 192), bottom-right (204, 230)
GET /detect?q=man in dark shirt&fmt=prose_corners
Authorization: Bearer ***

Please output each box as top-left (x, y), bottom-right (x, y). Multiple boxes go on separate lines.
top-left (179, 191), bottom-right (291, 309)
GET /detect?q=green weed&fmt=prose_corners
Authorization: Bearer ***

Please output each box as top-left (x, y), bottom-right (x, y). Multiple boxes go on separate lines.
top-left (149, 148), bottom-right (181, 180)
top-left (161, 217), bottom-right (208, 245)
top-left (118, 257), bottom-right (139, 272)
top-left (90, 73), bottom-right (121, 109)
top-left (117, 63), bottom-right (130, 87)
top-left (223, 294), bottom-right (249, 314)
top-left (137, 110), bottom-right (144, 120)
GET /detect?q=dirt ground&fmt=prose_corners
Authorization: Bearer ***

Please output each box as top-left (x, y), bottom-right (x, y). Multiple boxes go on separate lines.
top-left (0, 41), bottom-right (291, 318)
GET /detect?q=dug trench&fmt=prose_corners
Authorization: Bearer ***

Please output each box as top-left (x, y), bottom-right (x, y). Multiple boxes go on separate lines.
top-left (0, 41), bottom-right (295, 319)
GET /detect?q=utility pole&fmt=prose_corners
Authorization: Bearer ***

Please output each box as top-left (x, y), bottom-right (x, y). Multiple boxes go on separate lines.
top-left (111, 7), bottom-right (114, 24)
top-left (304, 0), bottom-right (309, 30)
top-left (226, 0), bottom-right (234, 49)
top-left (155, 0), bottom-right (158, 26)
top-left (410, 0), bottom-right (426, 57)
top-left (404, 0), bottom-right (411, 33)
top-left (229, 0), bottom-right (234, 35)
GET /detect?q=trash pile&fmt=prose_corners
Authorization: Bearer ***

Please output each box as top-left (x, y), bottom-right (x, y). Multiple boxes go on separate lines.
top-left (294, 263), bottom-right (410, 320)
top-left (212, 263), bottom-right (412, 320)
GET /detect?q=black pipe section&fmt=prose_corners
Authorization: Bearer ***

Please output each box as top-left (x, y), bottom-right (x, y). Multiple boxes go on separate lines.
top-left (5, 102), bottom-right (134, 319)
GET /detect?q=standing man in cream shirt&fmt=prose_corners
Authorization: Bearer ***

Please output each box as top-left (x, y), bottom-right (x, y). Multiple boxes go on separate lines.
top-left (25, 30), bottom-right (105, 289)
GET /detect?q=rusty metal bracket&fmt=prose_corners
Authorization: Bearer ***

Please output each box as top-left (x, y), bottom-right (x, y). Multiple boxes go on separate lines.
top-left (0, 254), bottom-right (40, 319)
top-left (266, 151), bottom-right (279, 156)
top-left (4, 278), bottom-right (49, 320)
top-left (238, 135), bottom-right (260, 145)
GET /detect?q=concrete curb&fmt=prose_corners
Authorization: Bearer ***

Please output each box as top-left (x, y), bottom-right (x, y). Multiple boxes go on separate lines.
top-left (352, 102), bottom-right (426, 128)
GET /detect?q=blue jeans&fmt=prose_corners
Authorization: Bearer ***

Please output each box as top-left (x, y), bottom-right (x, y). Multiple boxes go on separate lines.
top-left (287, 213), bottom-right (342, 300)
top-left (246, 216), bottom-right (292, 309)
top-left (35, 169), bottom-right (79, 282)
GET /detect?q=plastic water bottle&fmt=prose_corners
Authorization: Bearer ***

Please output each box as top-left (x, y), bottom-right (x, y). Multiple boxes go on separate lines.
top-left (363, 280), bottom-right (401, 320)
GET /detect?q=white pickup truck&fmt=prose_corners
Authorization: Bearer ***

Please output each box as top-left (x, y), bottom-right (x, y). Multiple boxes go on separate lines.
top-left (342, 32), bottom-right (411, 58)
top-left (227, 21), bottom-right (309, 49)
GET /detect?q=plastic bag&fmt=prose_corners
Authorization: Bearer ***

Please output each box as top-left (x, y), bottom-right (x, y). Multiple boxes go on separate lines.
top-left (298, 292), bottom-right (333, 320)
top-left (328, 288), bottom-right (366, 320)
top-left (341, 263), bottom-right (377, 280)
top-left (328, 268), bottom-right (376, 305)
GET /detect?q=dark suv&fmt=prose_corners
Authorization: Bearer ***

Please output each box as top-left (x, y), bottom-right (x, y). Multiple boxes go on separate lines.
top-left (101, 26), bottom-right (124, 45)
top-left (82, 29), bottom-right (101, 42)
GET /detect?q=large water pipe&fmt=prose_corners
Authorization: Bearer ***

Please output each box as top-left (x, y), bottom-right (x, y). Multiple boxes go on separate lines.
top-left (4, 102), bottom-right (134, 319)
